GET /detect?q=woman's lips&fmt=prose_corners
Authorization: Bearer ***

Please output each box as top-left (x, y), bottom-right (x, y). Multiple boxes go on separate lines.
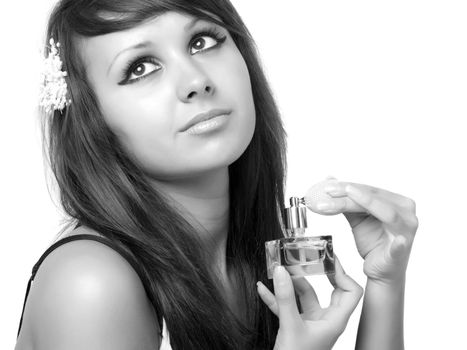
top-left (179, 108), bottom-right (232, 132)
top-left (185, 113), bottom-right (230, 135)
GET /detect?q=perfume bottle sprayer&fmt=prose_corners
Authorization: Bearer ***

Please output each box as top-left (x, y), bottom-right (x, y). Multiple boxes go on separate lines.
top-left (265, 196), bottom-right (335, 279)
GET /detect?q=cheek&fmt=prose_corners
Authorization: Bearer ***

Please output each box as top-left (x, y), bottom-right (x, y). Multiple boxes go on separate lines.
top-left (235, 57), bottom-right (256, 133)
top-left (218, 49), bottom-right (255, 122)
top-left (226, 52), bottom-right (253, 102)
top-left (98, 92), bottom-right (176, 165)
top-left (223, 53), bottom-right (256, 155)
top-left (99, 85), bottom-right (174, 135)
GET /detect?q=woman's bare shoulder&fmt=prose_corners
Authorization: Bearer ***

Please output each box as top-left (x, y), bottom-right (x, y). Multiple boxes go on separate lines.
top-left (20, 225), bottom-right (160, 350)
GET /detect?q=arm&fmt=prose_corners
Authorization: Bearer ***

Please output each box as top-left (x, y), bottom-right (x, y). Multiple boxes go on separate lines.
top-left (26, 240), bottom-right (160, 350)
top-left (355, 276), bottom-right (405, 350)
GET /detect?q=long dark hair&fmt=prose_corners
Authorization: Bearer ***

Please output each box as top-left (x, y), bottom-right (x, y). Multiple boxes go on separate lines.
top-left (41, 0), bottom-right (287, 348)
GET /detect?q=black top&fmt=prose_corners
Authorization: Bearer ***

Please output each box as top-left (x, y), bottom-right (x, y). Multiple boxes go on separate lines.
top-left (17, 233), bottom-right (163, 339)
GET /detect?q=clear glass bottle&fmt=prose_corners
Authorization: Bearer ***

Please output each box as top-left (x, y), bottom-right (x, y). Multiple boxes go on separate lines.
top-left (265, 197), bottom-right (335, 279)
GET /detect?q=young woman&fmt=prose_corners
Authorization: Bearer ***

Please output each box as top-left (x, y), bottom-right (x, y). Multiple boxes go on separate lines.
top-left (15, 0), bottom-right (418, 349)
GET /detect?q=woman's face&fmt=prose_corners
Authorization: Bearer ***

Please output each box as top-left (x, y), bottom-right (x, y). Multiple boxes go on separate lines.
top-left (78, 11), bottom-right (256, 180)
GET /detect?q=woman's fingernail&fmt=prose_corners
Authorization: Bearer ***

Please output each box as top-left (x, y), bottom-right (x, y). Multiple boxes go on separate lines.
top-left (345, 185), bottom-right (363, 198)
top-left (324, 183), bottom-right (345, 196)
top-left (256, 281), bottom-right (263, 290)
top-left (324, 184), bottom-right (339, 192)
top-left (317, 202), bottom-right (334, 211)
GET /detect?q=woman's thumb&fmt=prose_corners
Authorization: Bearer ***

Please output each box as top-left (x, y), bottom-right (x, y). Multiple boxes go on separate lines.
top-left (273, 266), bottom-right (302, 330)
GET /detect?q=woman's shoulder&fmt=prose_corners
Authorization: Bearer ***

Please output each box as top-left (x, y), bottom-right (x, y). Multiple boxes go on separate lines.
top-left (57, 223), bottom-right (104, 239)
top-left (21, 225), bottom-right (161, 350)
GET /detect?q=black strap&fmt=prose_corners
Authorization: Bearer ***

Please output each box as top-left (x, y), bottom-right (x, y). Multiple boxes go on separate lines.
top-left (17, 234), bottom-right (163, 338)
top-left (17, 274), bottom-right (34, 339)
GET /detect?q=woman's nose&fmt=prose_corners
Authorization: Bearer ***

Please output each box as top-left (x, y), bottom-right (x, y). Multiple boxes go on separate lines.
top-left (175, 61), bottom-right (215, 103)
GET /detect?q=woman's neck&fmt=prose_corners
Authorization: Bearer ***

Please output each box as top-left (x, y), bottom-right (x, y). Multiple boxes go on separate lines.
top-left (148, 167), bottom-right (230, 278)
top-left (149, 167), bottom-right (246, 322)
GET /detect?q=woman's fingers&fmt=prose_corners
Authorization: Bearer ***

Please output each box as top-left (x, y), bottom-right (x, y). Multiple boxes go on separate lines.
top-left (344, 185), bottom-right (400, 225)
top-left (257, 267), bottom-right (304, 330)
top-left (337, 183), bottom-right (416, 224)
top-left (327, 256), bottom-right (364, 320)
top-left (309, 179), bottom-right (418, 230)
top-left (257, 281), bottom-right (278, 316)
top-left (328, 256), bottom-right (362, 294)
top-left (324, 180), bottom-right (416, 212)
top-left (272, 266), bottom-right (303, 330)
top-left (257, 275), bottom-right (322, 317)
top-left (292, 277), bottom-right (321, 313)
top-left (257, 267), bottom-right (304, 329)
top-left (257, 259), bottom-right (363, 332)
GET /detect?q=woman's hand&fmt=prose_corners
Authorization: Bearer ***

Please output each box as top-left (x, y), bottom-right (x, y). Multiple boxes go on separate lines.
top-left (257, 257), bottom-right (363, 350)
top-left (307, 177), bottom-right (419, 285)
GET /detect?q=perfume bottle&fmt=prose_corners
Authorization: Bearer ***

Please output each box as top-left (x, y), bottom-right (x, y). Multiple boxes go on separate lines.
top-left (265, 197), bottom-right (335, 279)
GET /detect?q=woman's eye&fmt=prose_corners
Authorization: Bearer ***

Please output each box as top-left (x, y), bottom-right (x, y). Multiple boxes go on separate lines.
top-left (190, 35), bottom-right (221, 55)
top-left (127, 60), bottom-right (161, 83)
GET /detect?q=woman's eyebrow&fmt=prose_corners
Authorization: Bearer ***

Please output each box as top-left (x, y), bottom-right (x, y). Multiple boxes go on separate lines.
top-left (107, 40), bottom-right (153, 77)
top-left (106, 17), bottom-right (203, 77)
top-left (185, 17), bottom-right (201, 31)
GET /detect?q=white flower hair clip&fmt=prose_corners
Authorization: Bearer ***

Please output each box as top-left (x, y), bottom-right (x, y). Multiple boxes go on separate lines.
top-left (39, 38), bottom-right (72, 115)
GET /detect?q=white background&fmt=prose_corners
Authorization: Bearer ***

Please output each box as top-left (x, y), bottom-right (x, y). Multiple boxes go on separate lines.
top-left (1, 1), bottom-right (466, 348)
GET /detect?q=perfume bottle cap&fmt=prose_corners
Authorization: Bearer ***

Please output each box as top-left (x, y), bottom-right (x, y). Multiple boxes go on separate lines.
top-left (284, 197), bottom-right (308, 237)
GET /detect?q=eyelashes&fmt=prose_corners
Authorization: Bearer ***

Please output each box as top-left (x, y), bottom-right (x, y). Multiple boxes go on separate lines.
top-left (189, 26), bottom-right (227, 55)
top-left (119, 26), bottom-right (228, 85)
top-left (120, 56), bottom-right (160, 85)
